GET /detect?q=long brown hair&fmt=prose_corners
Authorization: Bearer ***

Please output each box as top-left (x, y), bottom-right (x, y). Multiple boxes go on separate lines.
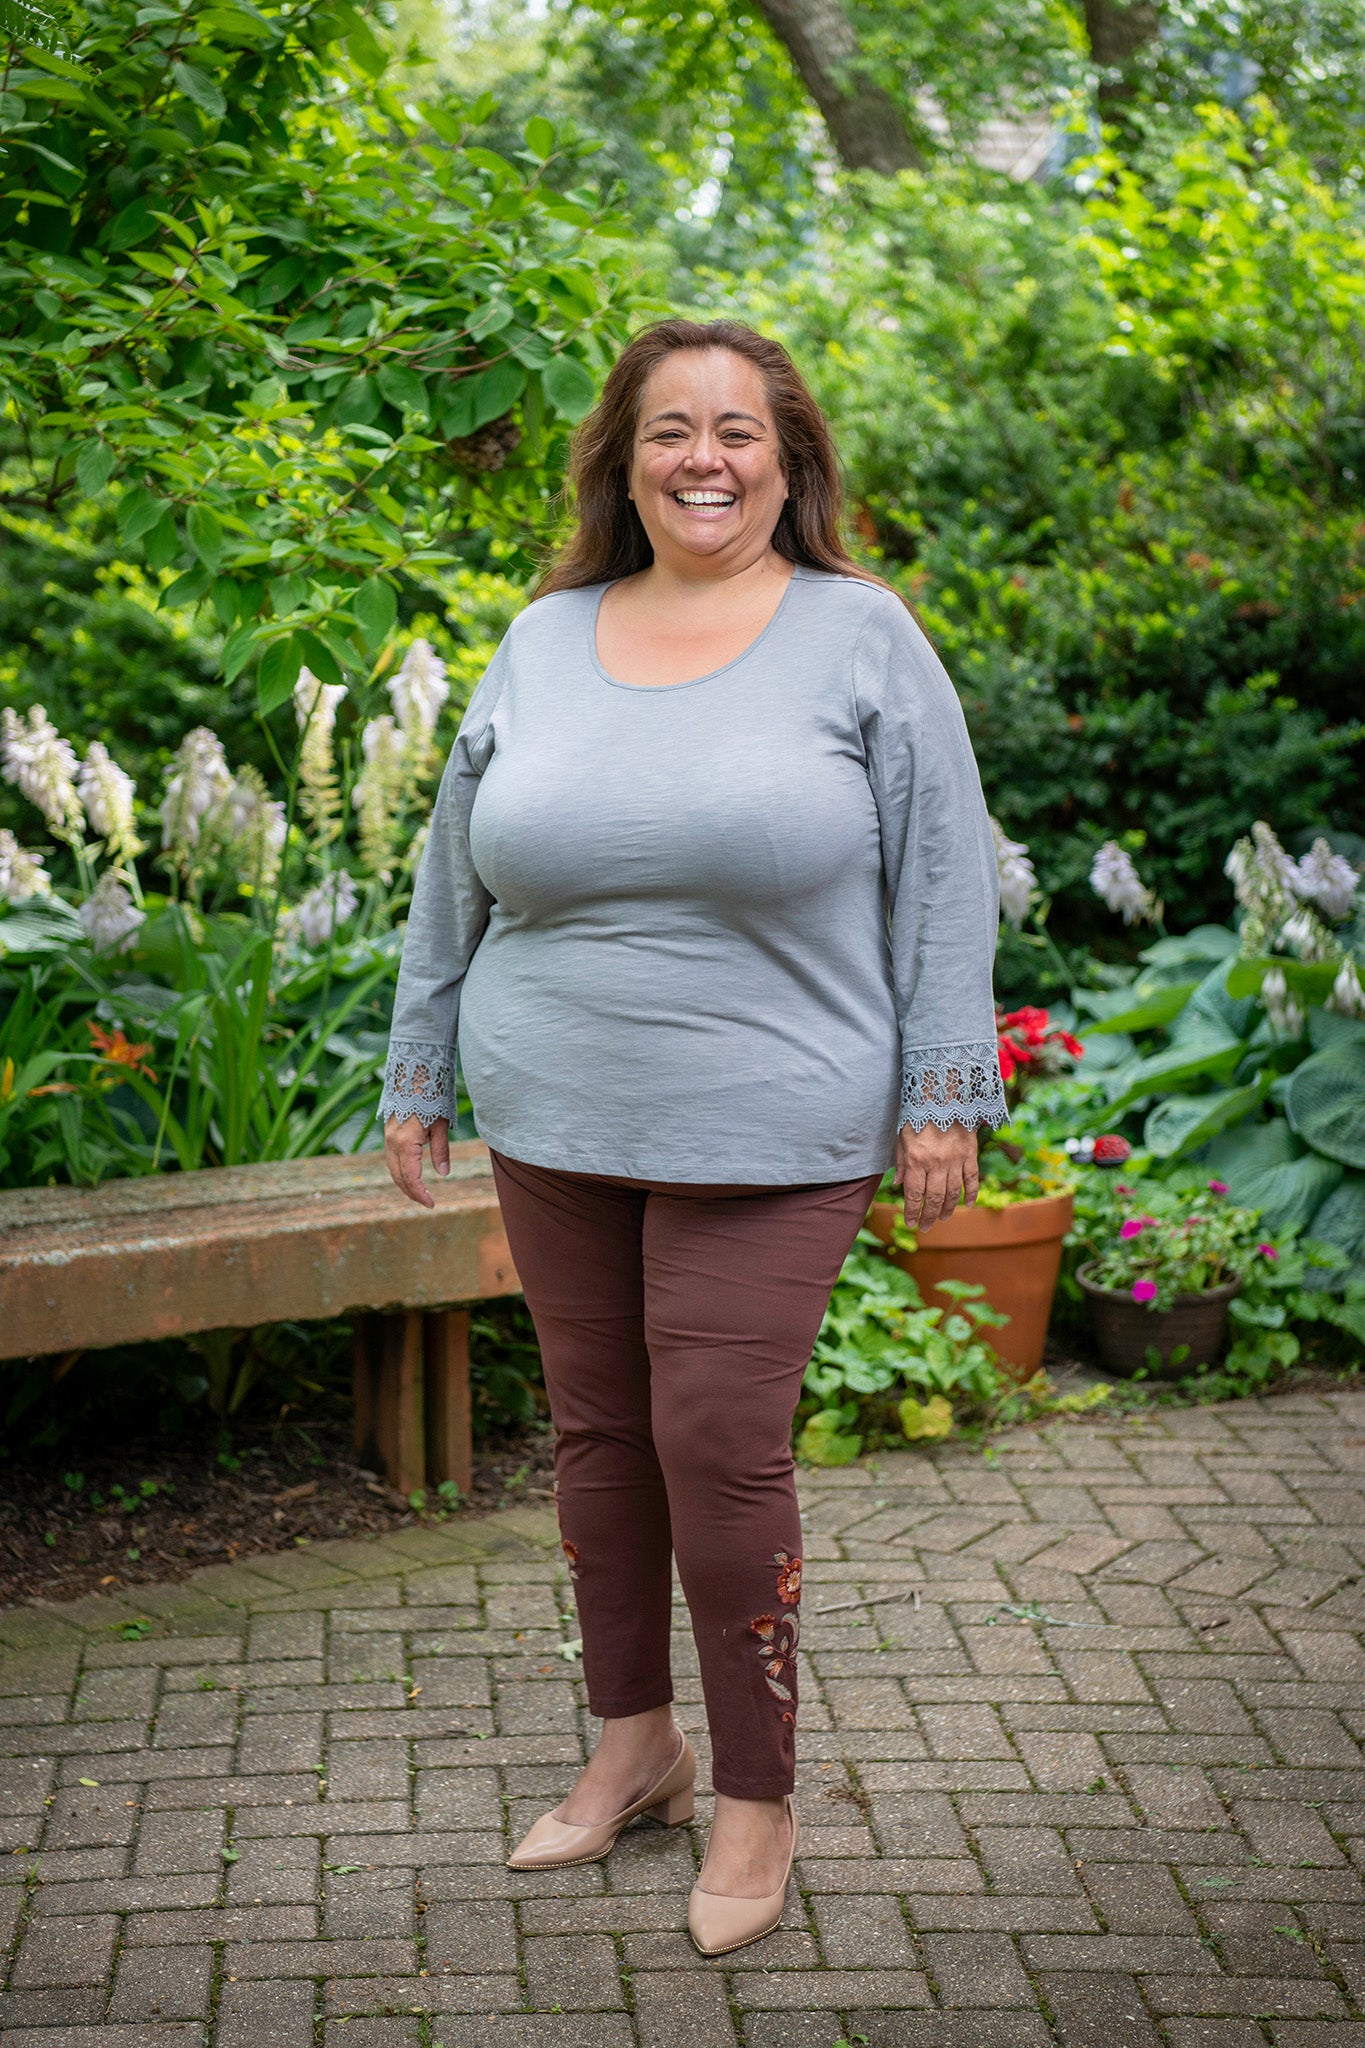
top-left (535, 318), bottom-right (896, 599)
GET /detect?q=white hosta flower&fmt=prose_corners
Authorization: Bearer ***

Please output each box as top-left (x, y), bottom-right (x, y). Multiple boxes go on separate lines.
top-left (1260, 964), bottom-right (1305, 1039)
top-left (161, 728), bottom-right (232, 856)
top-left (0, 829), bottom-right (52, 904)
top-left (1279, 906), bottom-right (1337, 964)
top-left (0, 704), bottom-right (83, 835)
top-left (355, 714), bottom-right (406, 878)
top-left (278, 869), bottom-right (359, 951)
top-left (989, 817), bottom-right (1035, 929)
top-left (218, 767), bottom-right (287, 888)
top-left (293, 669), bottom-right (347, 842)
top-left (1225, 821), bottom-right (1295, 954)
top-left (1291, 838), bottom-right (1359, 923)
top-left (1327, 955), bottom-right (1365, 1020)
top-left (1090, 840), bottom-right (1156, 925)
top-left (388, 638), bottom-right (448, 741)
top-left (78, 742), bottom-right (142, 863)
top-left (77, 871), bottom-right (145, 955)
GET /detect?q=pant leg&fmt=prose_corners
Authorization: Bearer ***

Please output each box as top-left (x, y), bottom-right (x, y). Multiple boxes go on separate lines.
top-left (488, 1152), bottom-right (675, 1720)
top-left (642, 1173), bottom-right (881, 1799)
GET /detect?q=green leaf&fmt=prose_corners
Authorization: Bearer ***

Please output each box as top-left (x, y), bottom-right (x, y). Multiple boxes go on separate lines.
top-left (269, 571), bottom-right (307, 617)
top-left (1093, 1030), bottom-right (1245, 1123)
top-left (187, 504), bottom-right (223, 571)
top-left (1286, 1038), bottom-right (1365, 1169)
top-left (377, 363), bottom-right (427, 413)
top-left (106, 199), bottom-right (155, 251)
top-left (439, 381), bottom-right (478, 438)
top-left (466, 296), bottom-right (515, 341)
top-left (542, 352), bottom-right (596, 422)
top-left (144, 511), bottom-right (179, 570)
top-left (331, 375), bottom-right (382, 427)
top-left (116, 485), bottom-right (163, 543)
top-left (162, 562), bottom-right (214, 609)
top-left (352, 576), bottom-right (397, 650)
top-left (295, 629), bottom-right (342, 687)
top-left (797, 1410), bottom-right (862, 1467)
top-left (469, 358), bottom-right (525, 429)
top-left (254, 254), bottom-right (307, 305)
top-left (171, 61), bottom-right (226, 119)
top-left (221, 621), bottom-right (260, 684)
top-left (75, 441), bottom-right (115, 495)
top-left (523, 115), bottom-right (555, 160)
top-left (256, 634), bottom-right (303, 715)
top-left (1082, 980), bottom-right (1198, 1036)
top-left (1143, 1075), bottom-right (1271, 1159)
top-left (1226, 956), bottom-right (1343, 1004)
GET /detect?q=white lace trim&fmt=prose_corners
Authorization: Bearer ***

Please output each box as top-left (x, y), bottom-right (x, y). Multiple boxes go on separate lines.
top-left (378, 1039), bottom-right (455, 1127)
top-left (899, 1039), bottom-right (1008, 1134)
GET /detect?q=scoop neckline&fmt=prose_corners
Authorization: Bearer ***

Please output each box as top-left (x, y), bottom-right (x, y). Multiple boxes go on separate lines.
top-left (588, 562), bottom-right (805, 693)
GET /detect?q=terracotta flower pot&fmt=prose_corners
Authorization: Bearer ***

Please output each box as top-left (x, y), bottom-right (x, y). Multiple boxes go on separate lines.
top-left (866, 1191), bottom-right (1074, 1384)
top-left (1076, 1263), bottom-right (1240, 1380)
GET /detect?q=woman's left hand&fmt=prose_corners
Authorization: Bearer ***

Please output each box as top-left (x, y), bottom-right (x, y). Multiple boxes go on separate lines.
top-left (896, 1120), bottom-right (979, 1232)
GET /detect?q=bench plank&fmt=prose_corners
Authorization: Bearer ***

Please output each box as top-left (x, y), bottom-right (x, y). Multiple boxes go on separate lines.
top-left (0, 1143), bottom-right (519, 1360)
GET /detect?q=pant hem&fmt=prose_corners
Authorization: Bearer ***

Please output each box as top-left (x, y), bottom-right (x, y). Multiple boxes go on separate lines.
top-left (711, 1775), bottom-right (796, 1800)
top-left (586, 1680), bottom-right (675, 1720)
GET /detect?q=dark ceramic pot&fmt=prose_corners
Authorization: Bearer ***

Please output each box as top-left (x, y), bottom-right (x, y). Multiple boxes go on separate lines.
top-left (1076, 1263), bottom-right (1241, 1380)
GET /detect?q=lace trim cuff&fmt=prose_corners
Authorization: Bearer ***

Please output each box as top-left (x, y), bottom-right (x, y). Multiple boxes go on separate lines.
top-left (378, 1040), bottom-right (456, 1127)
top-left (899, 1039), bottom-right (1008, 1134)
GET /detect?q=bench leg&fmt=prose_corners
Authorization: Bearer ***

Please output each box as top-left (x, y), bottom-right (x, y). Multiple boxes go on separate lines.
top-left (425, 1308), bottom-right (473, 1497)
top-left (353, 1308), bottom-right (473, 1500)
top-left (352, 1310), bottom-right (425, 1497)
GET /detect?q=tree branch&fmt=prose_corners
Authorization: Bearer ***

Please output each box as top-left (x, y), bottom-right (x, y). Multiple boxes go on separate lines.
top-left (750, 0), bottom-right (922, 174)
top-left (1083, 0), bottom-right (1161, 107)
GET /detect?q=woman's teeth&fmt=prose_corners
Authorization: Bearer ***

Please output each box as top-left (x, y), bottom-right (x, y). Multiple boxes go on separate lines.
top-left (674, 491), bottom-right (736, 506)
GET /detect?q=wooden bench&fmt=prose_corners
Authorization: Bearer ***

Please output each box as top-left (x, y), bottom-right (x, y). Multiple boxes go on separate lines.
top-left (0, 1141), bottom-right (521, 1498)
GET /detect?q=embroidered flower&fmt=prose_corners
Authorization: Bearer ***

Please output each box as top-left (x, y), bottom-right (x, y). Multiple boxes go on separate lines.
top-left (774, 1550), bottom-right (802, 1604)
top-left (561, 1538), bottom-right (581, 1580)
top-left (751, 1608), bottom-right (799, 1720)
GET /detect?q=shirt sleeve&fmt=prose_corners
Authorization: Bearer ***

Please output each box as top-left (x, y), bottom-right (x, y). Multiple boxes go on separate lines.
top-left (853, 592), bottom-right (1008, 1136)
top-left (376, 642), bottom-right (508, 1127)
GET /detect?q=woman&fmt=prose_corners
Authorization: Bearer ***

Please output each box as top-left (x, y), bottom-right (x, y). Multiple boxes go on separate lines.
top-left (380, 317), bottom-right (1006, 1956)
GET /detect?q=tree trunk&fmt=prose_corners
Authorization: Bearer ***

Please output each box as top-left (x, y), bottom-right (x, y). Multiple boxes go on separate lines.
top-left (1083, 0), bottom-right (1161, 104)
top-left (751, 0), bottom-right (922, 174)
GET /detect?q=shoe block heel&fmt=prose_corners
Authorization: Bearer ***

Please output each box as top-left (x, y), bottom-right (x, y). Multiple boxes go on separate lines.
top-left (647, 1786), bottom-right (695, 1826)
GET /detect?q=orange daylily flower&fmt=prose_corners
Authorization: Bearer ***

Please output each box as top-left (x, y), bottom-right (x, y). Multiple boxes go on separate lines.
top-left (88, 1022), bottom-right (157, 1083)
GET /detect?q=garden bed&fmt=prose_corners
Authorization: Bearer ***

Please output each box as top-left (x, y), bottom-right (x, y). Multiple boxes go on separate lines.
top-left (0, 1412), bottom-right (555, 1610)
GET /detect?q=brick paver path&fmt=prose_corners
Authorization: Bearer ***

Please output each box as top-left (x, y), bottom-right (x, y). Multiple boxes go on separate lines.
top-left (2, 1388), bottom-right (1364, 2047)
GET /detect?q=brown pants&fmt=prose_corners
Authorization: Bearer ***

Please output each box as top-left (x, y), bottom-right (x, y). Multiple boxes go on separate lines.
top-left (489, 1152), bottom-right (881, 1799)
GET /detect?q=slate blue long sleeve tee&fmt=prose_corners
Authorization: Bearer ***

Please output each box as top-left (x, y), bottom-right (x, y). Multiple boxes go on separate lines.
top-left (378, 565), bottom-right (1007, 1182)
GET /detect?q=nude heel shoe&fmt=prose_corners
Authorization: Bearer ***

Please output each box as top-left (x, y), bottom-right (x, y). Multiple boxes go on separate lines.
top-left (507, 1731), bottom-right (696, 1870)
top-left (688, 1796), bottom-right (799, 1957)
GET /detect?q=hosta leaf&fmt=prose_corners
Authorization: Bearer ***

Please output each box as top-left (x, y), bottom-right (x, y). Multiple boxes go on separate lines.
top-left (1082, 980), bottom-right (1198, 1036)
top-left (1287, 1038), bottom-right (1365, 1168)
top-left (1200, 1117), bottom-right (1344, 1231)
top-left (1143, 1076), bottom-right (1270, 1159)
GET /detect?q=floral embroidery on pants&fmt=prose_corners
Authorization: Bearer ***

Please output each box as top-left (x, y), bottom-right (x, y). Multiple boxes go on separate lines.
top-left (750, 1550), bottom-right (802, 1724)
top-left (561, 1537), bottom-right (581, 1580)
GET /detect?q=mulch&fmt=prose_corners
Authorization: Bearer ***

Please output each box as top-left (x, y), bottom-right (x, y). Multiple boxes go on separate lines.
top-left (0, 1413), bottom-right (557, 1610)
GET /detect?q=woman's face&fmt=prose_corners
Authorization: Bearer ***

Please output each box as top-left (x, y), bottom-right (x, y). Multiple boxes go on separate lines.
top-left (627, 348), bottom-right (789, 572)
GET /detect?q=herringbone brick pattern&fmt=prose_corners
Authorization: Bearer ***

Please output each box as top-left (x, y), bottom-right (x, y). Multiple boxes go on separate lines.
top-left (2, 1388), bottom-right (1364, 2046)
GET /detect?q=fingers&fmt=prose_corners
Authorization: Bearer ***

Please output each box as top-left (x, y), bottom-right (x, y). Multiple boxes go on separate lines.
top-left (897, 1121), bottom-right (979, 1230)
top-left (384, 1116), bottom-right (435, 1210)
top-left (429, 1117), bottom-right (450, 1178)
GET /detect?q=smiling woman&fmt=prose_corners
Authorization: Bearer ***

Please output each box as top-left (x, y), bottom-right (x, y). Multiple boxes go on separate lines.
top-left (377, 316), bottom-right (1006, 1956)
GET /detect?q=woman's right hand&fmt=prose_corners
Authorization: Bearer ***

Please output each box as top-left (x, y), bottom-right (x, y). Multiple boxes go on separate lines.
top-left (384, 1113), bottom-right (450, 1209)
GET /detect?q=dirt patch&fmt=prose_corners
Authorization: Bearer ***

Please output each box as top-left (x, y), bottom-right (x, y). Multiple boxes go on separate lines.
top-left (0, 1413), bottom-right (556, 1610)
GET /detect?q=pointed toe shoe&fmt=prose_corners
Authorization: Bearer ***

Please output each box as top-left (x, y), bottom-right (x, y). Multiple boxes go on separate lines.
top-left (506, 1731), bottom-right (696, 1870)
top-left (688, 1797), bottom-right (799, 1957)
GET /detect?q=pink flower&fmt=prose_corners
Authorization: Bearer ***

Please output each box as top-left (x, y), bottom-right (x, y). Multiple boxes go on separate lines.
top-left (1120, 1216), bottom-right (1155, 1240)
top-left (1131, 1279), bottom-right (1158, 1304)
top-left (1258, 1243), bottom-right (1278, 1260)
top-left (1208, 1179), bottom-right (1229, 1195)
